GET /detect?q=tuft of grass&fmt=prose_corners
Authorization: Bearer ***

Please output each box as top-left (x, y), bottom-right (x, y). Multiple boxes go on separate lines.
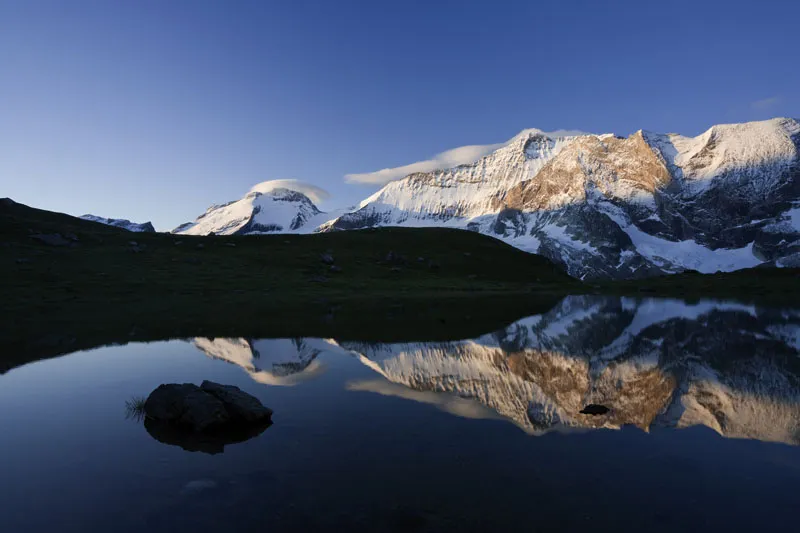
top-left (125, 396), bottom-right (147, 422)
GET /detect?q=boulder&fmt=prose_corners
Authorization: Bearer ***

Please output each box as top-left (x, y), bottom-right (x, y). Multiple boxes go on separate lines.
top-left (142, 381), bottom-right (272, 433)
top-left (200, 381), bottom-right (273, 423)
top-left (144, 383), bottom-right (230, 432)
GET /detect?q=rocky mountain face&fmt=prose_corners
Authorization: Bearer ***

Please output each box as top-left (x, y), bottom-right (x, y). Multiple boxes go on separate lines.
top-left (80, 214), bottom-right (155, 232)
top-left (337, 296), bottom-right (800, 444)
top-left (174, 118), bottom-right (800, 280)
top-left (173, 187), bottom-right (328, 236)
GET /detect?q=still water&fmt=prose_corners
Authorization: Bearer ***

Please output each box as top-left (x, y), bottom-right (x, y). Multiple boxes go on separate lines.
top-left (2, 296), bottom-right (800, 532)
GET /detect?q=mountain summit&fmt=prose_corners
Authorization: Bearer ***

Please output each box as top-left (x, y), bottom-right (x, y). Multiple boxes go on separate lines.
top-left (173, 184), bottom-right (329, 236)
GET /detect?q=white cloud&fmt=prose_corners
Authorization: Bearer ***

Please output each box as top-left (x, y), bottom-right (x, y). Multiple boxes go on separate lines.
top-left (344, 142), bottom-right (505, 185)
top-left (751, 96), bottom-right (781, 110)
top-left (249, 179), bottom-right (330, 204)
top-left (344, 128), bottom-right (590, 186)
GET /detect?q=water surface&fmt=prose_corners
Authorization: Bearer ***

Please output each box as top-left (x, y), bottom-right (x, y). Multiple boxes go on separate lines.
top-left (2, 296), bottom-right (799, 532)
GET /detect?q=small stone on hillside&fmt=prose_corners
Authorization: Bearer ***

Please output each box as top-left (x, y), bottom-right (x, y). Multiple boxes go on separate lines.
top-left (224, 242), bottom-right (236, 247)
top-left (329, 265), bottom-right (342, 273)
top-left (30, 233), bottom-right (72, 246)
top-left (196, 243), bottom-right (205, 249)
top-left (320, 253), bottom-right (335, 265)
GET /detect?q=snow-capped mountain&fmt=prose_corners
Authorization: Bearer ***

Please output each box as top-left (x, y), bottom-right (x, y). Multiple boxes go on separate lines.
top-left (323, 118), bottom-right (800, 279)
top-left (173, 186), bottom-right (331, 236)
top-left (80, 214), bottom-right (155, 232)
top-left (337, 296), bottom-right (800, 444)
top-left (174, 118), bottom-right (800, 279)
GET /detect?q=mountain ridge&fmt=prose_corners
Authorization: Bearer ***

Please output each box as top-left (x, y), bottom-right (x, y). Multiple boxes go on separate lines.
top-left (173, 117), bottom-right (800, 279)
top-left (78, 214), bottom-right (155, 233)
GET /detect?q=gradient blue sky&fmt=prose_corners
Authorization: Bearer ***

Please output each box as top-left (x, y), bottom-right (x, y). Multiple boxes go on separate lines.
top-left (1, 0), bottom-right (797, 230)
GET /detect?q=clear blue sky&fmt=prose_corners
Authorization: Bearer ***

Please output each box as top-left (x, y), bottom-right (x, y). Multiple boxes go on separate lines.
top-left (1, 0), bottom-right (797, 230)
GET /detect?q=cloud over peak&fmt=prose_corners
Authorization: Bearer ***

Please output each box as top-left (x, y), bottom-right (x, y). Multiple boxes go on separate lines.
top-left (344, 128), bottom-right (589, 186)
top-left (250, 179), bottom-right (330, 204)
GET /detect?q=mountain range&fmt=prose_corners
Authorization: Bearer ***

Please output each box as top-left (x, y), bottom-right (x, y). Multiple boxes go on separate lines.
top-left (163, 118), bottom-right (800, 280)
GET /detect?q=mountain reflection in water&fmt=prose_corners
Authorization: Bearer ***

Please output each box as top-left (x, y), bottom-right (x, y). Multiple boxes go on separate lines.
top-left (194, 296), bottom-right (800, 444)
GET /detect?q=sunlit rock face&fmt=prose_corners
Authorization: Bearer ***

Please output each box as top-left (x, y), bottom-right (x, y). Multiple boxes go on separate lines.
top-left (339, 296), bottom-right (800, 444)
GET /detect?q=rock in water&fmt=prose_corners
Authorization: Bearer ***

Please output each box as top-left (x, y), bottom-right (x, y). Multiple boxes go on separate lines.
top-left (580, 404), bottom-right (610, 416)
top-left (143, 381), bottom-right (272, 434)
top-left (200, 381), bottom-right (273, 423)
top-left (144, 383), bottom-right (230, 432)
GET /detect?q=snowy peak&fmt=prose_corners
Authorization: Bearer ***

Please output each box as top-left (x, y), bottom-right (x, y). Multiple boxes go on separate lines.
top-left (643, 117), bottom-right (800, 187)
top-left (80, 214), bottom-right (155, 233)
top-left (173, 183), bottom-right (329, 235)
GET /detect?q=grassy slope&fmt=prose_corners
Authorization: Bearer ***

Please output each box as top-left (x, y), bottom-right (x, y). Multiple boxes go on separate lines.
top-left (0, 199), bottom-right (575, 370)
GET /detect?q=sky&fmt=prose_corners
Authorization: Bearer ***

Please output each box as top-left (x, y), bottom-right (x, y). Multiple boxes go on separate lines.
top-left (1, 0), bottom-right (797, 231)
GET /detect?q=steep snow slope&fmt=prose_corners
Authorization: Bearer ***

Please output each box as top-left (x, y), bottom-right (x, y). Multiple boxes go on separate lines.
top-left (80, 214), bottom-right (155, 232)
top-left (319, 130), bottom-right (580, 231)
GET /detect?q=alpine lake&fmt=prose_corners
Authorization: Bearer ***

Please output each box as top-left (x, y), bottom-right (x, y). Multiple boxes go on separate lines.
top-left (2, 295), bottom-right (800, 532)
